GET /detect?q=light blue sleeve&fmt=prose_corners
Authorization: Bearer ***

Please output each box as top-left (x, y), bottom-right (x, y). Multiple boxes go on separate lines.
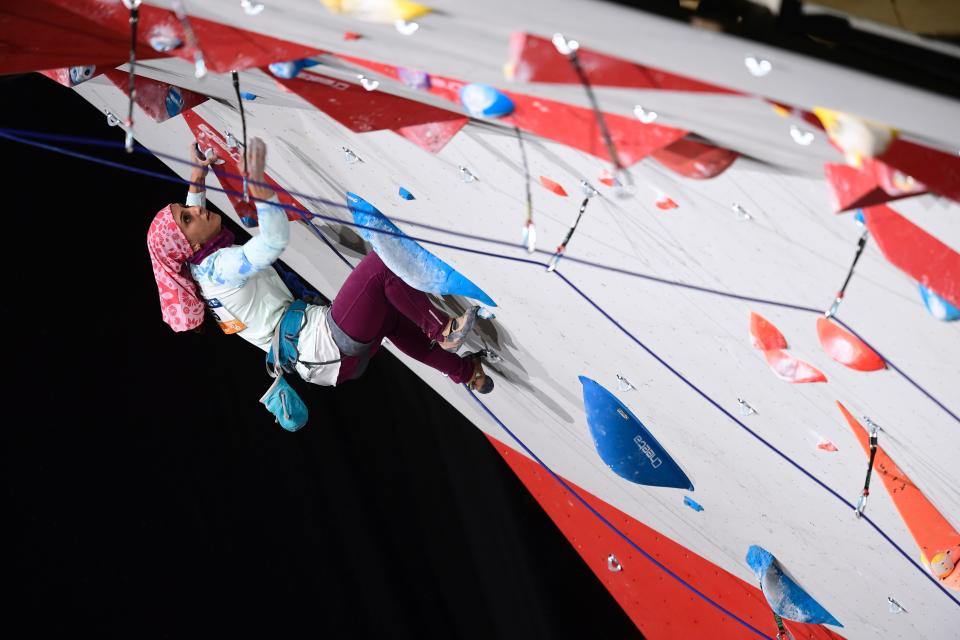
top-left (190, 196), bottom-right (290, 287)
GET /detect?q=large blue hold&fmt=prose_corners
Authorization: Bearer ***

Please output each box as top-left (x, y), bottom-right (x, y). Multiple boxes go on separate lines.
top-left (346, 193), bottom-right (496, 307)
top-left (746, 545), bottom-right (842, 627)
top-left (919, 284), bottom-right (960, 321)
top-left (459, 83), bottom-right (515, 118)
top-left (579, 376), bottom-right (693, 490)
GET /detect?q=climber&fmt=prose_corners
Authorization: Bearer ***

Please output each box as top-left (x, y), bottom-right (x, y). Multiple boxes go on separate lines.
top-left (146, 138), bottom-right (492, 393)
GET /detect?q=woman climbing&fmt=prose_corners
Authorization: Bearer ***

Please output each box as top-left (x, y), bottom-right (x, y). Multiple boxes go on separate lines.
top-left (146, 137), bottom-right (492, 393)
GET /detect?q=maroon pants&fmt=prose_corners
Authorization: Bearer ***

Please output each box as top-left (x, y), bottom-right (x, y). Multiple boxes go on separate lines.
top-left (331, 252), bottom-right (474, 384)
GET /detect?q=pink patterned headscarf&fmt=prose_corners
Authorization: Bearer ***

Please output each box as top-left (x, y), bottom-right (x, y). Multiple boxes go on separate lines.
top-left (146, 205), bottom-right (204, 332)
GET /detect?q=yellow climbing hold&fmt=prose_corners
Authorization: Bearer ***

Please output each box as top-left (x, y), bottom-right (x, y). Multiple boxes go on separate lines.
top-left (319, 0), bottom-right (431, 22)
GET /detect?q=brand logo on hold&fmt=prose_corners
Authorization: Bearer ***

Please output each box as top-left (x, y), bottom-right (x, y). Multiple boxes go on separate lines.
top-left (633, 435), bottom-right (662, 469)
top-left (165, 87), bottom-right (184, 117)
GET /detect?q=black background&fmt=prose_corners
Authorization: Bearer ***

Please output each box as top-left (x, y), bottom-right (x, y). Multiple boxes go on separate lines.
top-left (3, 73), bottom-right (641, 638)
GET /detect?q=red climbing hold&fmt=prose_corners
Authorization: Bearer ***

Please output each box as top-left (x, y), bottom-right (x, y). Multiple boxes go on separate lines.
top-left (863, 204), bottom-right (960, 309)
top-left (823, 162), bottom-right (925, 213)
top-left (762, 350), bottom-right (827, 383)
top-left (655, 196), bottom-right (678, 210)
top-left (650, 138), bottom-right (738, 180)
top-left (394, 118), bottom-right (469, 154)
top-left (597, 169), bottom-right (618, 187)
top-left (817, 439), bottom-right (839, 452)
top-left (815, 317), bottom-right (885, 371)
top-left (343, 31), bottom-right (362, 40)
top-left (505, 32), bottom-right (741, 94)
top-left (749, 312), bottom-right (787, 350)
top-left (539, 176), bottom-right (568, 197)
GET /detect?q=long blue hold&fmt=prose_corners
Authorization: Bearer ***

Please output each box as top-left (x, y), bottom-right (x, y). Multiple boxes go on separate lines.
top-left (579, 376), bottom-right (693, 490)
top-left (346, 192), bottom-right (496, 306)
top-left (746, 545), bottom-right (842, 627)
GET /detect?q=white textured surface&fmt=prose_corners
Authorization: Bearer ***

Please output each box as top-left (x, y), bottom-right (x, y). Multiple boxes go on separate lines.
top-left (73, 3), bottom-right (960, 637)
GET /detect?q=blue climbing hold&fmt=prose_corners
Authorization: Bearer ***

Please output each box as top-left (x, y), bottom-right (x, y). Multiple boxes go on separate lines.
top-left (268, 58), bottom-right (318, 79)
top-left (399, 187), bottom-right (415, 200)
top-left (346, 192), bottom-right (496, 306)
top-left (240, 91), bottom-right (258, 101)
top-left (165, 87), bottom-right (184, 118)
top-left (746, 545), bottom-right (842, 627)
top-left (683, 496), bottom-right (704, 512)
top-left (918, 284), bottom-right (959, 321)
top-left (459, 83), bottom-right (515, 119)
top-left (853, 208), bottom-right (865, 227)
top-left (579, 376), bottom-right (693, 490)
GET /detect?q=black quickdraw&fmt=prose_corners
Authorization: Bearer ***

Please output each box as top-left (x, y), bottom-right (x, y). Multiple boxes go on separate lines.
top-left (826, 229), bottom-right (869, 317)
top-left (514, 126), bottom-right (536, 253)
top-left (122, 0), bottom-right (142, 153)
top-left (547, 181), bottom-right (598, 272)
top-left (231, 71), bottom-right (250, 201)
top-left (553, 34), bottom-right (630, 189)
top-left (855, 418), bottom-right (880, 518)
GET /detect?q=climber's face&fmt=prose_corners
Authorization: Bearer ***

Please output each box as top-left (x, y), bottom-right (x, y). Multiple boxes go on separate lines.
top-left (171, 202), bottom-right (222, 251)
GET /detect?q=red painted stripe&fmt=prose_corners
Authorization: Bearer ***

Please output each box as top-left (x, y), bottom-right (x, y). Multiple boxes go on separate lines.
top-left (864, 204), bottom-right (960, 308)
top-left (485, 434), bottom-right (845, 639)
top-left (505, 32), bottom-right (742, 94)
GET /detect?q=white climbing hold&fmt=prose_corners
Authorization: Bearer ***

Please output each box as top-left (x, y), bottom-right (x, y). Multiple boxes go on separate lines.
top-left (633, 105), bottom-right (658, 124)
top-left (342, 147), bottom-right (362, 164)
top-left (616, 374), bottom-right (635, 392)
top-left (552, 33), bottom-right (579, 56)
top-left (459, 166), bottom-right (477, 183)
top-left (358, 74), bottom-right (380, 91)
top-left (240, 0), bottom-right (265, 15)
top-left (395, 19), bottom-right (419, 35)
top-left (580, 180), bottom-right (599, 199)
top-left (744, 55), bottom-right (772, 77)
top-left (790, 125), bottom-right (814, 146)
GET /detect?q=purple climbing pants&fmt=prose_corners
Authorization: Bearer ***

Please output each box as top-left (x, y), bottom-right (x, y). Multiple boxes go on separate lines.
top-left (332, 252), bottom-right (475, 385)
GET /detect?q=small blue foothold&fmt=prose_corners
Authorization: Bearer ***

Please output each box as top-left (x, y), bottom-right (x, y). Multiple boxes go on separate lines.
top-left (268, 58), bottom-right (318, 79)
top-left (459, 83), bottom-right (515, 119)
top-left (853, 209), bottom-right (865, 227)
top-left (683, 496), bottom-right (704, 512)
top-left (240, 92), bottom-right (258, 101)
top-left (399, 187), bottom-right (415, 200)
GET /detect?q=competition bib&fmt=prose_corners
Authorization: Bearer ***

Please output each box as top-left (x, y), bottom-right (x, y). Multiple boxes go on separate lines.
top-left (205, 297), bottom-right (246, 334)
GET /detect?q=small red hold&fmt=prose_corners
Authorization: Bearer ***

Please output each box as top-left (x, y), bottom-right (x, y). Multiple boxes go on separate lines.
top-left (598, 169), bottom-right (618, 187)
top-left (817, 439), bottom-right (839, 452)
top-left (655, 196), bottom-right (678, 210)
top-left (539, 176), bottom-right (568, 197)
top-left (762, 349), bottom-right (828, 383)
top-left (749, 312), bottom-right (788, 350)
top-left (343, 31), bottom-right (363, 41)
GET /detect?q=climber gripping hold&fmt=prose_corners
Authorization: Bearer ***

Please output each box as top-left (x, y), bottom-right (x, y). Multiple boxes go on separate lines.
top-left (146, 137), bottom-right (492, 403)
